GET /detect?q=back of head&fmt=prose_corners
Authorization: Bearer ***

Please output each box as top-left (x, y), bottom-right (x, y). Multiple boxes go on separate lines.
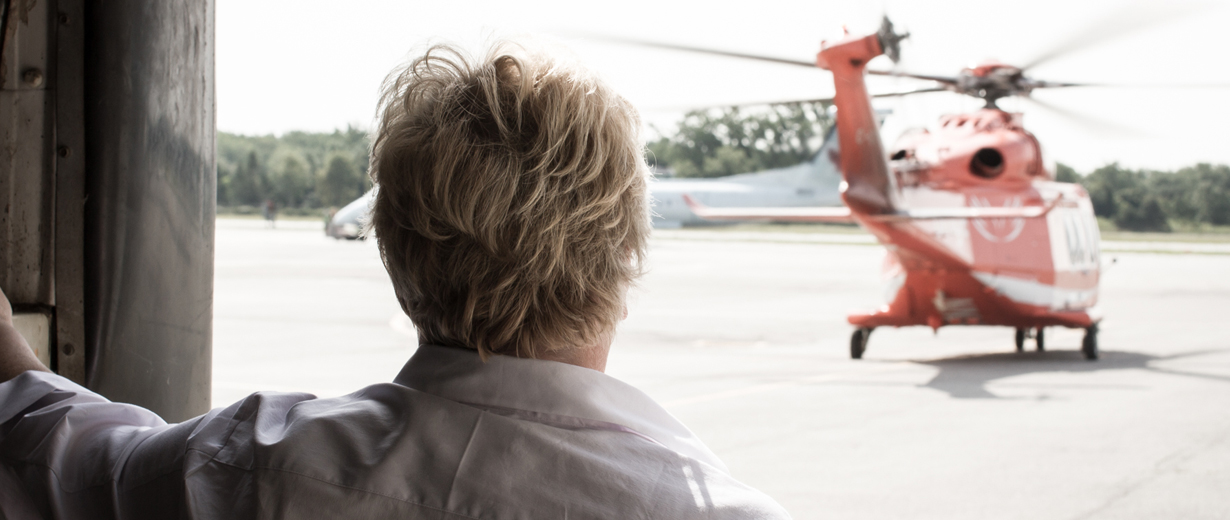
top-left (370, 41), bottom-right (649, 360)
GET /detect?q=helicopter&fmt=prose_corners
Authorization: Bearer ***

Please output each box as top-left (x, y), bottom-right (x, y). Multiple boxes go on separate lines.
top-left (673, 17), bottom-right (1106, 360)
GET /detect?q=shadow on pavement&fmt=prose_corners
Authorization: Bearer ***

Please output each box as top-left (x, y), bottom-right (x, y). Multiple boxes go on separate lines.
top-left (915, 348), bottom-right (1230, 399)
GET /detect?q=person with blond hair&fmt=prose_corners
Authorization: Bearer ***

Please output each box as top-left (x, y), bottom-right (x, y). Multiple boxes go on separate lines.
top-left (0, 42), bottom-right (791, 519)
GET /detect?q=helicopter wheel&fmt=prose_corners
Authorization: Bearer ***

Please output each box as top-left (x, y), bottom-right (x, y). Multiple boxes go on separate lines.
top-left (850, 328), bottom-right (872, 360)
top-left (1035, 327), bottom-right (1045, 352)
top-left (1082, 325), bottom-right (1099, 360)
top-left (1014, 328), bottom-right (1026, 352)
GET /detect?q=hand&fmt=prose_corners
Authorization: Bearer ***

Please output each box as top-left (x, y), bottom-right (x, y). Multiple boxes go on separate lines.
top-left (0, 285), bottom-right (50, 380)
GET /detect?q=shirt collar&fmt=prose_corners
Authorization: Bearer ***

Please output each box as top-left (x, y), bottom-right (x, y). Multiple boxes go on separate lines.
top-left (394, 345), bottom-right (726, 472)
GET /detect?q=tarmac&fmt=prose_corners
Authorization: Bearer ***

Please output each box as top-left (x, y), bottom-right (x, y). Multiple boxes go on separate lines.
top-left (214, 218), bottom-right (1230, 519)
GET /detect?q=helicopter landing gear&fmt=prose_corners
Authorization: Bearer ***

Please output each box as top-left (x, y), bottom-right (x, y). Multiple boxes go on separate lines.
top-left (1082, 325), bottom-right (1099, 360)
top-left (1035, 327), bottom-right (1045, 352)
top-left (850, 328), bottom-right (873, 360)
top-left (1014, 328), bottom-right (1026, 352)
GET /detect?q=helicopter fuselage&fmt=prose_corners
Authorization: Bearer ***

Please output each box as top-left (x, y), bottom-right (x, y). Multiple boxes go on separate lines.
top-left (818, 28), bottom-right (1102, 333)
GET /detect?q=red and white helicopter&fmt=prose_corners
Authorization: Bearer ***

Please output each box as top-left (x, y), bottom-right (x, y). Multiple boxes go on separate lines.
top-left (678, 18), bottom-right (1104, 360)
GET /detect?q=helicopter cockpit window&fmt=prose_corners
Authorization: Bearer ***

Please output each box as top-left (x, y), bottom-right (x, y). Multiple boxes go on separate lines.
top-left (970, 148), bottom-right (1005, 178)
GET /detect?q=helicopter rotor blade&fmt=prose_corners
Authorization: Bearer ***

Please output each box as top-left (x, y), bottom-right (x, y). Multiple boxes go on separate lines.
top-left (871, 87), bottom-right (950, 98)
top-left (1028, 80), bottom-right (1099, 89)
top-left (759, 87), bottom-right (950, 106)
top-left (580, 32), bottom-right (959, 87)
top-left (1020, 95), bottom-right (1145, 137)
top-left (866, 69), bottom-right (959, 86)
top-left (578, 34), bottom-right (819, 69)
top-left (1020, 3), bottom-right (1204, 71)
top-left (581, 31), bottom-right (961, 88)
top-left (645, 87), bottom-right (949, 112)
top-left (1029, 80), bottom-right (1230, 90)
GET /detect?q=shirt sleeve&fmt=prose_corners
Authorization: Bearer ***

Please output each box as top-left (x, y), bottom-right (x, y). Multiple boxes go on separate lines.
top-left (0, 370), bottom-right (326, 520)
top-left (0, 370), bottom-right (284, 520)
top-left (0, 371), bottom-right (195, 518)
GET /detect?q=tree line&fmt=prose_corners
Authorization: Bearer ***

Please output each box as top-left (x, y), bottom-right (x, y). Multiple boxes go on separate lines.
top-left (217, 126), bottom-right (371, 215)
top-left (1056, 163), bottom-right (1230, 232)
top-left (220, 117), bottom-right (1230, 232)
top-left (647, 103), bottom-right (833, 178)
top-left (648, 105), bottom-right (1229, 232)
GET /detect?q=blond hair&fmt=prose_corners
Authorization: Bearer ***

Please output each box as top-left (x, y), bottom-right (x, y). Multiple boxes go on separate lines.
top-left (370, 42), bottom-right (649, 360)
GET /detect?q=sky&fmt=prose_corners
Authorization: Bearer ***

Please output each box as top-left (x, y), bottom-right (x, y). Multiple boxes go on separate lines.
top-left (217, 0), bottom-right (1230, 172)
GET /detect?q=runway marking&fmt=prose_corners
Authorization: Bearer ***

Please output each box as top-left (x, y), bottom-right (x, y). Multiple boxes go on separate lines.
top-left (663, 363), bottom-right (917, 409)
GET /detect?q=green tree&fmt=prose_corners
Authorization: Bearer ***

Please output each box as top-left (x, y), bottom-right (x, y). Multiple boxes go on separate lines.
top-left (1080, 163), bottom-right (1144, 219)
top-left (701, 146), bottom-right (758, 178)
top-left (1149, 168), bottom-right (1199, 222)
top-left (229, 151), bottom-right (266, 206)
top-left (279, 126), bottom-right (371, 179)
top-left (1187, 163), bottom-right (1230, 225)
top-left (217, 128), bottom-right (371, 209)
top-left (270, 155), bottom-right (314, 207)
top-left (216, 164), bottom-right (233, 206)
top-left (648, 102), bottom-right (832, 178)
top-left (319, 154), bottom-right (362, 207)
top-left (1112, 186), bottom-right (1170, 232)
top-left (1054, 163), bottom-right (1079, 183)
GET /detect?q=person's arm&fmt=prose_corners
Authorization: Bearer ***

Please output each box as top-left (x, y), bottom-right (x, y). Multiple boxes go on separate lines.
top-left (0, 286), bottom-right (51, 382)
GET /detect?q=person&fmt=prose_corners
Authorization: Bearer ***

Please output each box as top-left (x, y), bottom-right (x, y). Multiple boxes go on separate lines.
top-left (263, 198), bottom-right (278, 228)
top-left (0, 42), bottom-right (792, 519)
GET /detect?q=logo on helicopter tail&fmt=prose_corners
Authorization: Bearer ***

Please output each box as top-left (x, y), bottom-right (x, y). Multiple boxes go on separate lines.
top-left (970, 196), bottom-right (1026, 243)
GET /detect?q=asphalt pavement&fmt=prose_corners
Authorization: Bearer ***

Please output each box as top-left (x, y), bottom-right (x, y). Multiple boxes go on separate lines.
top-left (214, 218), bottom-right (1230, 520)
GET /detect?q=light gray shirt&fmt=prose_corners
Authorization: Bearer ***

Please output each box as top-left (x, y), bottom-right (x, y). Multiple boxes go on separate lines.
top-left (0, 345), bottom-right (791, 519)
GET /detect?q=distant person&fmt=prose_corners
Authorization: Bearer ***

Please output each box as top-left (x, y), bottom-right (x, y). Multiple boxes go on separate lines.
top-left (263, 198), bottom-right (278, 228)
top-left (0, 42), bottom-right (792, 519)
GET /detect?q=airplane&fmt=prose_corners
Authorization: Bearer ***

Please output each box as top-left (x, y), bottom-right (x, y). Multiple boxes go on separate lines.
top-left (650, 124), bottom-right (842, 227)
top-left (326, 189), bottom-right (375, 239)
top-left (677, 18), bottom-right (1105, 360)
top-left (330, 120), bottom-right (848, 234)
top-left (649, 107), bottom-right (915, 227)
top-left (327, 127), bottom-right (846, 236)
top-left (329, 104), bottom-right (928, 234)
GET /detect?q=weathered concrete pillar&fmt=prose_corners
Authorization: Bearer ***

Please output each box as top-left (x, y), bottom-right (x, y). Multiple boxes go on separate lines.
top-left (0, 0), bottom-right (215, 423)
top-left (83, 0), bottom-right (215, 421)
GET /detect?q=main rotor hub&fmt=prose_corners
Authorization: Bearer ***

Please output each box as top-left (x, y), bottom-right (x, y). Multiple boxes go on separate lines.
top-left (876, 16), bottom-right (909, 63)
top-left (956, 64), bottom-right (1031, 108)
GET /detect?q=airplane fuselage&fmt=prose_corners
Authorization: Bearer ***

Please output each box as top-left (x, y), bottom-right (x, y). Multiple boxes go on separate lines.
top-left (651, 148), bottom-right (842, 227)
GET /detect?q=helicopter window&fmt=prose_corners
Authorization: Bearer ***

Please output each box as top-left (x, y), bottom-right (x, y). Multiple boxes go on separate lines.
top-left (969, 148), bottom-right (1005, 178)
